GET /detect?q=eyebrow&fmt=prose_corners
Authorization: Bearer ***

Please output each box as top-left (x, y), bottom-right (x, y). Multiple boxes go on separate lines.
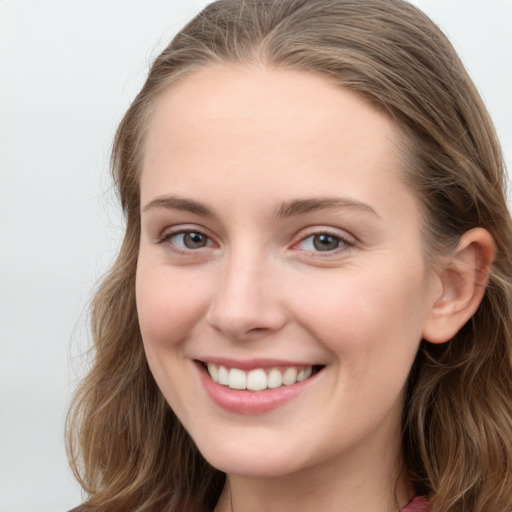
top-left (142, 195), bottom-right (214, 216)
top-left (142, 195), bottom-right (379, 219)
top-left (275, 197), bottom-right (380, 219)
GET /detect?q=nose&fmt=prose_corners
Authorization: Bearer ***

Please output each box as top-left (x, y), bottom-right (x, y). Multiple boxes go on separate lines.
top-left (206, 250), bottom-right (288, 341)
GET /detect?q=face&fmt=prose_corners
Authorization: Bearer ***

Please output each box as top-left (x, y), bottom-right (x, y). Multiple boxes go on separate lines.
top-left (136, 65), bottom-right (439, 480)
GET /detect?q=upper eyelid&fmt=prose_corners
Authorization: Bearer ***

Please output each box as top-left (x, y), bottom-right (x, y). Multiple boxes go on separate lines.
top-left (159, 225), bottom-right (211, 240)
top-left (292, 226), bottom-right (356, 245)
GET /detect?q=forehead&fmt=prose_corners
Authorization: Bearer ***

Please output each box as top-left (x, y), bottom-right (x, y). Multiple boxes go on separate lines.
top-left (141, 65), bottom-right (410, 215)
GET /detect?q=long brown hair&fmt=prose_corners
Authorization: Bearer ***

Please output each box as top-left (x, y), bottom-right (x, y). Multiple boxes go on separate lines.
top-left (66, 1), bottom-right (512, 510)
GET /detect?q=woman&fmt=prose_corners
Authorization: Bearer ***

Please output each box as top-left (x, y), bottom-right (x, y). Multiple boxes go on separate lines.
top-left (67, 1), bottom-right (512, 511)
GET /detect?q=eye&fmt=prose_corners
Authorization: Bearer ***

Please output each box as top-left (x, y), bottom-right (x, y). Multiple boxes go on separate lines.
top-left (296, 232), bottom-right (351, 252)
top-left (162, 230), bottom-right (213, 250)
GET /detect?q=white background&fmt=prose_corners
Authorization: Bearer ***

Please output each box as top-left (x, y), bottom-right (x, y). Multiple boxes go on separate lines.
top-left (1, 1), bottom-right (511, 511)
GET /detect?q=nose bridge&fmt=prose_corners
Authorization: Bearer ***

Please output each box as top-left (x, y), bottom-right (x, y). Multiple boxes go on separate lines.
top-left (206, 242), bottom-right (285, 339)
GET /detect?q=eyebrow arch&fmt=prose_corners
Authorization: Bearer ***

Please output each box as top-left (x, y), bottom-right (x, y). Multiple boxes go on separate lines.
top-left (276, 197), bottom-right (380, 218)
top-left (142, 195), bottom-right (214, 216)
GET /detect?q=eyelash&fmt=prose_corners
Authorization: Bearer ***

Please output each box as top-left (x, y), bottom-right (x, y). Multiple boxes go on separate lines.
top-left (158, 227), bottom-right (355, 257)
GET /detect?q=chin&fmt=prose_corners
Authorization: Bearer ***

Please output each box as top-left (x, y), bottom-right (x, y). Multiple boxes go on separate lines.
top-left (207, 454), bottom-right (300, 479)
top-left (192, 432), bottom-right (312, 479)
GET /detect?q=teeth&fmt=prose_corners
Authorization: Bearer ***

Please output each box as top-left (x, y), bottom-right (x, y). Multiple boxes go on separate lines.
top-left (229, 368), bottom-right (246, 389)
top-left (246, 369), bottom-right (267, 391)
top-left (206, 363), bottom-right (315, 391)
top-left (207, 363), bottom-right (219, 382)
top-left (218, 365), bottom-right (229, 385)
top-left (267, 368), bottom-right (282, 389)
top-left (297, 367), bottom-right (312, 382)
top-left (282, 367), bottom-right (297, 386)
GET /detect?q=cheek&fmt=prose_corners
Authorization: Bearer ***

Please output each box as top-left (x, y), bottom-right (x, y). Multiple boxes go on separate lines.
top-left (135, 261), bottom-right (211, 349)
top-left (292, 267), bottom-right (428, 368)
top-left (135, 260), bottom-right (213, 417)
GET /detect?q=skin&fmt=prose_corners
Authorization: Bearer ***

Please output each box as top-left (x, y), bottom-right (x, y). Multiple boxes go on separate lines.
top-left (135, 65), bottom-right (491, 512)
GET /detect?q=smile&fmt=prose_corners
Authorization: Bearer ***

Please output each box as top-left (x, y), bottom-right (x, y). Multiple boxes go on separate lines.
top-left (197, 360), bottom-right (325, 414)
top-left (206, 363), bottom-right (317, 391)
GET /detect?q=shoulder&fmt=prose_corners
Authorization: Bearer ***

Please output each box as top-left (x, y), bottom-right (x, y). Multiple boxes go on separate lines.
top-left (400, 496), bottom-right (431, 512)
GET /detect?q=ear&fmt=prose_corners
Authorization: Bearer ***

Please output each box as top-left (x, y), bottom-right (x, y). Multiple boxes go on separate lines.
top-left (422, 228), bottom-right (496, 344)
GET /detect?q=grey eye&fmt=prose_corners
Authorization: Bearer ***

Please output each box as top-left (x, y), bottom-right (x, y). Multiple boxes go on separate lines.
top-left (171, 231), bottom-right (209, 249)
top-left (312, 234), bottom-right (342, 251)
top-left (297, 233), bottom-right (345, 252)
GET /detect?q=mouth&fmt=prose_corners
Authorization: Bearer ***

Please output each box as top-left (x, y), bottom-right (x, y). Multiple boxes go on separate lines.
top-left (199, 361), bottom-right (325, 391)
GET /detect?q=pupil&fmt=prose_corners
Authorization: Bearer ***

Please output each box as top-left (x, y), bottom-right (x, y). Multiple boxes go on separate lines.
top-left (313, 234), bottom-right (339, 251)
top-left (184, 232), bottom-right (206, 249)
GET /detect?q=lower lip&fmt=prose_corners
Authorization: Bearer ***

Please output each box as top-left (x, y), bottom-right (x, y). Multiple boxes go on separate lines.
top-left (196, 363), bottom-right (322, 415)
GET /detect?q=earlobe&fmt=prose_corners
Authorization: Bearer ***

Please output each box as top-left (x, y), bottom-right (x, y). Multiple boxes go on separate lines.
top-left (422, 228), bottom-right (496, 344)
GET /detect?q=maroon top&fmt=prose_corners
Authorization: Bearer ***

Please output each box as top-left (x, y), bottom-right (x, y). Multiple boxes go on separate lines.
top-left (400, 496), bottom-right (431, 511)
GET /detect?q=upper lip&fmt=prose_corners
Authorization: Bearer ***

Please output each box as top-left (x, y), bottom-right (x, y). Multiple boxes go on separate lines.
top-left (195, 357), bottom-right (323, 371)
